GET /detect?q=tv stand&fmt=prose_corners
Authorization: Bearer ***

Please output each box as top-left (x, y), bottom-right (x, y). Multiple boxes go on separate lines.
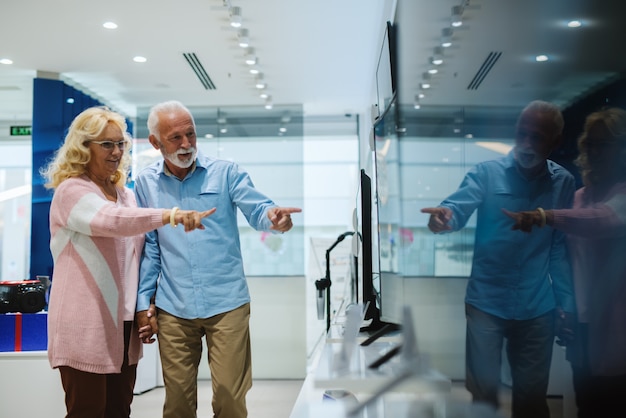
top-left (360, 320), bottom-right (401, 345)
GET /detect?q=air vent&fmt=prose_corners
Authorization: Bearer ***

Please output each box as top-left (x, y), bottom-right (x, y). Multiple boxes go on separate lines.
top-left (183, 52), bottom-right (216, 90)
top-left (467, 51), bottom-right (502, 90)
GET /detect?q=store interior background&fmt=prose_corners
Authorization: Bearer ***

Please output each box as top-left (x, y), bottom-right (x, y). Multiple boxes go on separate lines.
top-left (1, 0), bottom-right (626, 415)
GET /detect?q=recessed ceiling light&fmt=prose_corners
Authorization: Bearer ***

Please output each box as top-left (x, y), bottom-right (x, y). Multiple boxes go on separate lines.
top-left (0, 58), bottom-right (13, 65)
top-left (133, 56), bottom-right (147, 63)
top-left (567, 20), bottom-right (582, 28)
top-left (230, 6), bottom-right (242, 28)
top-left (535, 55), bottom-right (549, 62)
top-left (103, 21), bottom-right (118, 29)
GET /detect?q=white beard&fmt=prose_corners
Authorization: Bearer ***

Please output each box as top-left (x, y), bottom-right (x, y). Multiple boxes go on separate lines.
top-left (162, 146), bottom-right (197, 169)
top-left (513, 146), bottom-right (542, 170)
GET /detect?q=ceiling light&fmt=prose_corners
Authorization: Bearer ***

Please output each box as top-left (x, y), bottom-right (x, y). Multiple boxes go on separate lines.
top-left (428, 68), bottom-right (439, 75)
top-left (441, 28), bottom-right (453, 48)
top-left (259, 92), bottom-right (269, 99)
top-left (264, 96), bottom-right (273, 109)
top-left (0, 58), bottom-right (13, 65)
top-left (102, 21), bottom-right (118, 30)
top-left (567, 20), bottom-right (582, 28)
top-left (249, 64), bottom-right (260, 75)
top-left (238, 28), bottom-right (250, 48)
top-left (414, 95), bottom-right (421, 109)
top-left (133, 56), bottom-right (147, 63)
top-left (535, 54), bottom-right (549, 62)
top-left (245, 47), bottom-right (256, 65)
top-left (279, 126), bottom-right (287, 133)
top-left (451, 5), bottom-right (463, 27)
top-left (230, 6), bottom-right (242, 28)
top-left (418, 92), bottom-right (425, 99)
top-left (420, 72), bottom-right (431, 89)
top-left (255, 74), bottom-right (266, 89)
top-left (430, 47), bottom-right (444, 65)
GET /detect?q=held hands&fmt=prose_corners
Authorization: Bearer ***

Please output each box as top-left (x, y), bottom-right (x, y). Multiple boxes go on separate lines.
top-left (168, 207), bottom-right (217, 232)
top-left (268, 207), bottom-right (302, 233)
top-left (420, 207), bottom-right (453, 233)
top-left (555, 307), bottom-right (575, 347)
top-left (136, 303), bottom-right (158, 344)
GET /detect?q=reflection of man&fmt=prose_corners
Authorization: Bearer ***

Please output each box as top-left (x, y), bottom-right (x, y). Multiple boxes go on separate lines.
top-left (134, 100), bottom-right (301, 418)
top-left (421, 101), bottom-right (575, 418)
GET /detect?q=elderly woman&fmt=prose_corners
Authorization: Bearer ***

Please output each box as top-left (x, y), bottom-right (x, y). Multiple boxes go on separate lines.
top-left (505, 107), bottom-right (626, 418)
top-left (41, 106), bottom-right (215, 418)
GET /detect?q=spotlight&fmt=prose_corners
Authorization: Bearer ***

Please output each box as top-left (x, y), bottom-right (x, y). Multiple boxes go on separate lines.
top-left (230, 6), bottom-right (242, 28)
top-left (421, 72), bottom-right (431, 89)
top-left (441, 27), bottom-right (453, 48)
top-left (238, 28), bottom-right (250, 48)
top-left (255, 74), bottom-right (266, 89)
top-left (429, 46), bottom-right (444, 65)
top-left (451, 5), bottom-right (463, 27)
top-left (245, 47), bottom-right (256, 65)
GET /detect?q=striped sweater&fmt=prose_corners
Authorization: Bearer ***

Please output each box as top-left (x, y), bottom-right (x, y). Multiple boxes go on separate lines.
top-left (47, 175), bottom-right (164, 374)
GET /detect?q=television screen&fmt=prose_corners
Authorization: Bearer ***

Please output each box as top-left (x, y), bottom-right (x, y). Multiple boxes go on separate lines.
top-left (375, 21), bottom-right (397, 118)
top-left (372, 96), bottom-right (404, 326)
top-left (355, 169), bottom-right (378, 323)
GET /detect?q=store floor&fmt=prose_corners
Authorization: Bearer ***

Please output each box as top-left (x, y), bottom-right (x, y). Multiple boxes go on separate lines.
top-left (130, 379), bottom-right (564, 418)
top-left (130, 379), bottom-right (304, 418)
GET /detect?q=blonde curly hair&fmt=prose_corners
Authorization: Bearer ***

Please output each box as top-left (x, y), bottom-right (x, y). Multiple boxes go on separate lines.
top-left (575, 107), bottom-right (626, 186)
top-left (40, 106), bottom-right (132, 190)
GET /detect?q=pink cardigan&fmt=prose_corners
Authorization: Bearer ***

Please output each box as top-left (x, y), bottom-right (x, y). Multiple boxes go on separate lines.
top-left (47, 175), bottom-right (164, 374)
top-left (552, 181), bottom-right (626, 375)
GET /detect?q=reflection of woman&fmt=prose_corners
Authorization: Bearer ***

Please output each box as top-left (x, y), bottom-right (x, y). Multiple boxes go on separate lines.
top-left (41, 107), bottom-right (214, 417)
top-left (505, 107), bottom-right (626, 418)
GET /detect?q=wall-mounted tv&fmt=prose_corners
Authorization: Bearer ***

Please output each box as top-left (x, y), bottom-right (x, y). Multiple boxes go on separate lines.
top-left (374, 20), bottom-right (397, 119)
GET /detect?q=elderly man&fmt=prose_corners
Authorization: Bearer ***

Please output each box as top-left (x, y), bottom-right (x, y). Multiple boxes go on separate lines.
top-left (421, 100), bottom-right (575, 418)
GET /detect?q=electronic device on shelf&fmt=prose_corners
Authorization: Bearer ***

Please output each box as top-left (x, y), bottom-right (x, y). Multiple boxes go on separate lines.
top-left (0, 279), bottom-right (46, 314)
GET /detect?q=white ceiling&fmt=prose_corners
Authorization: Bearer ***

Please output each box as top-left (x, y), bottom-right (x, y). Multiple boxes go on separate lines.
top-left (1, 0), bottom-right (625, 124)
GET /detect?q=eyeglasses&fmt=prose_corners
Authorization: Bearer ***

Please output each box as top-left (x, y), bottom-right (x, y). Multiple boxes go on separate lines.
top-left (89, 140), bottom-right (127, 151)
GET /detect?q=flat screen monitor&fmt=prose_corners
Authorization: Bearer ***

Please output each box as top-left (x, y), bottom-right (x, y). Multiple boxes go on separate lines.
top-left (356, 169), bottom-right (378, 323)
top-left (375, 21), bottom-right (397, 118)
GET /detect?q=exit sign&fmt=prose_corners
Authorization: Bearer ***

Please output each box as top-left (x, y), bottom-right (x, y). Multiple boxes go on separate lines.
top-left (10, 126), bottom-right (32, 136)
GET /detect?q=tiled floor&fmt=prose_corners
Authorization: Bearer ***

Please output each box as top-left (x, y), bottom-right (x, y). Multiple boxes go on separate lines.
top-left (130, 379), bottom-right (565, 418)
top-left (130, 379), bottom-right (304, 418)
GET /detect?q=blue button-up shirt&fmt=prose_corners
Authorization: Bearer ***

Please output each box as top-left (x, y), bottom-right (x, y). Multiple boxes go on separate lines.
top-left (134, 152), bottom-right (276, 319)
top-left (440, 152), bottom-right (576, 319)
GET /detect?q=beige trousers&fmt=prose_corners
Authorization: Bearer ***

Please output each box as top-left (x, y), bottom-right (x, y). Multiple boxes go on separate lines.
top-left (157, 303), bottom-right (252, 418)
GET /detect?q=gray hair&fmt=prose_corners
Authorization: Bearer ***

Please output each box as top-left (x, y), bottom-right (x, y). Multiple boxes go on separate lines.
top-left (146, 100), bottom-right (195, 141)
top-left (519, 100), bottom-right (564, 136)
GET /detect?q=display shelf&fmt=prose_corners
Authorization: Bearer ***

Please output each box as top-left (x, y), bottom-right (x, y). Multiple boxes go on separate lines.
top-left (313, 341), bottom-right (451, 395)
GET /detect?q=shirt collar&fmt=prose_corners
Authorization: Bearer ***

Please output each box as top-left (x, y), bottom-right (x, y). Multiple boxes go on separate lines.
top-left (162, 159), bottom-right (197, 179)
top-left (506, 150), bottom-right (552, 180)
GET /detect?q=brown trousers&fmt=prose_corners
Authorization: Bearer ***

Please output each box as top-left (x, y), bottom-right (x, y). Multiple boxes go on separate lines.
top-left (58, 321), bottom-right (137, 418)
